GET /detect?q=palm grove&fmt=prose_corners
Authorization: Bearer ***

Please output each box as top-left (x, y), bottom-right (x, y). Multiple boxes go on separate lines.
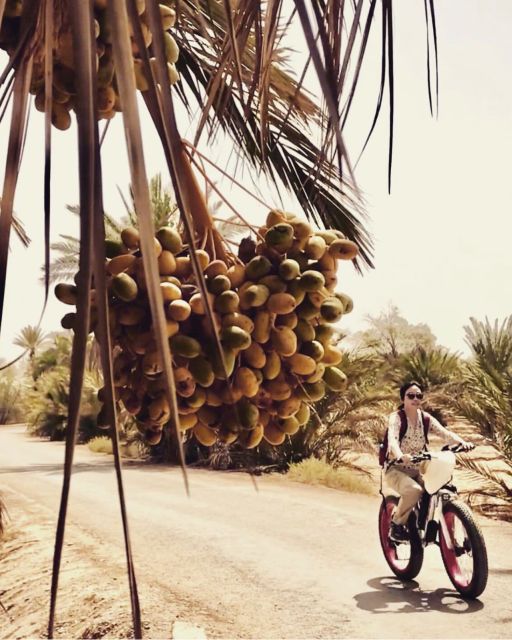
top-left (3, 176), bottom-right (511, 472)
top-left (0, 2), bottom-right (510, 636)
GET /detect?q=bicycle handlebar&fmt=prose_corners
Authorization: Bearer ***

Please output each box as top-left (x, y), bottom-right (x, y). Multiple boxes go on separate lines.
top-left (387, 443), bottom-right (474, 468)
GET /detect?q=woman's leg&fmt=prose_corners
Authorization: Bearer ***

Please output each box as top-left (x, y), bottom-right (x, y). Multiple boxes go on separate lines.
top-left (385, 469), bottom-right (423, 525)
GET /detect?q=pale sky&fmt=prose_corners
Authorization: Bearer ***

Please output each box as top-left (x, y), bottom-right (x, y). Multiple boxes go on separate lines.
top-left (338, 1), bottom-right (512, 354)
top-left (0, 1), bottom-right (511, 361)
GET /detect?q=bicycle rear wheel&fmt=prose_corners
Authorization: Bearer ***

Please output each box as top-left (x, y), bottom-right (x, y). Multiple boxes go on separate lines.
top-left (378, 496), bottom-right (424, 580)
top-left (439, 500), bottom-right (488, 599)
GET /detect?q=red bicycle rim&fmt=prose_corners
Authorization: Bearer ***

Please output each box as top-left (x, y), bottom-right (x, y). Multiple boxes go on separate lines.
top-left (440, 511), bottom-right (473, 588)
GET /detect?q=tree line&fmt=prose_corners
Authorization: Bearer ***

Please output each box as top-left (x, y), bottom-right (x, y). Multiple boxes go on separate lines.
top-left (2, 307), bottom-right (511, 475)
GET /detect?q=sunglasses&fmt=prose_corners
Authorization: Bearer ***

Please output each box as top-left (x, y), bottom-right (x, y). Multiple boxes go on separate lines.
top-left (406, 392), bottom-right (424, 400)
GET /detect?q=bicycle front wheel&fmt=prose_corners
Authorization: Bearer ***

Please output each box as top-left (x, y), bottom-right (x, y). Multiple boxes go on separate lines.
top-left (439, 500), bottom-right (488, 599)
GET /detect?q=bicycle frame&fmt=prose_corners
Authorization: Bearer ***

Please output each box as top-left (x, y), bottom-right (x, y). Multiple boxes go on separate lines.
top-left (381, 446), bottom-right (462, 550)
top-left (415, 486), bottom-right (457, 549)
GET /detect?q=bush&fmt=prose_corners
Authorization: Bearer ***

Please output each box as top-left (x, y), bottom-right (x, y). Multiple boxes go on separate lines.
top-left (0, 369), bottom-right (24, 424)
top-left (287, 457), bottom-right (374, 494)
top-left (88, 436), bottom-right (113, 454)
top-left (25, 365), bottom-right (103, 443)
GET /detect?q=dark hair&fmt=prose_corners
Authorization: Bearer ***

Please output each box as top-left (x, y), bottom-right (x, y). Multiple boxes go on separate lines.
top-left (398, 380), bottom-right (423, 409)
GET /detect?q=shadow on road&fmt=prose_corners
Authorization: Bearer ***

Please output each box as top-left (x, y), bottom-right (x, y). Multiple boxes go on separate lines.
top-left (0, 460), bottom-right (148, 475)
top-left (354, 576), bottom-right (484, 615)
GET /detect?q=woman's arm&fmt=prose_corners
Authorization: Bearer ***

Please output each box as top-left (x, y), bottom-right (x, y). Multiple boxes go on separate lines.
top-left (428, 414), bottom-right (465, 445)
top-left (387, 412), bottom-right (403, 459)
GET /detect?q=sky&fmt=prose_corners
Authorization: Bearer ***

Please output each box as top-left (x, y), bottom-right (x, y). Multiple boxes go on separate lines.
top-left (338, 1), bottom-right (512, 354)
top-left (0, 0), bottom-right (511, 362)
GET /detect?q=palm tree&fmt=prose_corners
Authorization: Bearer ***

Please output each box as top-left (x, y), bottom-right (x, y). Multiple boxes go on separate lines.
top-left (46, 174), bottom-right (178, 283)
top-left (455, 317), bottom-right (512, 456)
top-left (25, 334), bottom-right (104, 442)
top-left (13, 325), bottom-right (48, 378)
top-left (32, 333), bottom-right (73, 380)
top-left (393, 346), bottom-right (462, 389)
top-left (388, 345), bottom-right (463, 425)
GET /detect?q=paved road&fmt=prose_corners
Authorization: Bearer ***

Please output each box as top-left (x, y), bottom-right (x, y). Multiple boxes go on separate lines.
top-left (1, 424), bottom-right (512, 638)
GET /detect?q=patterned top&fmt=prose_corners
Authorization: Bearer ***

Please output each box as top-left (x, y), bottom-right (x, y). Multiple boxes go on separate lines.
top-left (387, 409), bottom-right (463, 472)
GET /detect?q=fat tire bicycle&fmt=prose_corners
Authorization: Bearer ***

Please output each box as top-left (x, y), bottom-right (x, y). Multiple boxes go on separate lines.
top-left (378, 444), bottom-right (488, 599)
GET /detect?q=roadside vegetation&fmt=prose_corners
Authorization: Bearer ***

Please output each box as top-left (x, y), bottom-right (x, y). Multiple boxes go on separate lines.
top-left (287, 457), bottom-right (374, 495)
top-left (3, 200), bottom-right (511, 502)
top-left (88, 436), bottom-right (113, 455)
top-left (0, 367), bottom-right (24, 424)
top-left (4, 310), bottom-right (511, 489)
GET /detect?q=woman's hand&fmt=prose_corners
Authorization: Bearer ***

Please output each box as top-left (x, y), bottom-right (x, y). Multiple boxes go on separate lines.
top-left (459, 441), bottom-right (475, 452)
top-left (396, 453), bottom-right (413, 464)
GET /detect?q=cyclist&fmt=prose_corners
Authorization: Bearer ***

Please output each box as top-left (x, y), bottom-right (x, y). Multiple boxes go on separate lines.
top-left (385, 380), bottom-right (474, 542)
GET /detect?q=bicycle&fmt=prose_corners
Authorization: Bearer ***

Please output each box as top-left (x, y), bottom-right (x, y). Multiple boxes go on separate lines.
top-left (378, 444), bottom-right (488, 599)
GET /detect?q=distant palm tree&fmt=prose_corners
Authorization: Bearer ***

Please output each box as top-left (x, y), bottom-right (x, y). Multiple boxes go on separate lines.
top-left (455, 317), bottom-right (512, 456)
top-left (44, 233), bottom-right (80, 285)
top-left (45, 174), bottom-right (179, 284)
top-left (14, 325), bottom-right (48, 361)
top-left (394, 346), bottom-right (462, 390)
top-left (389, 345), bottom-right (463, 425)
top-left (32, 334), bottom-right (73, 380)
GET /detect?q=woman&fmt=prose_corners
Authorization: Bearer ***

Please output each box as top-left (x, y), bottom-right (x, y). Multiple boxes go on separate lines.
top-left (385, 380), bottom-right (474, 542)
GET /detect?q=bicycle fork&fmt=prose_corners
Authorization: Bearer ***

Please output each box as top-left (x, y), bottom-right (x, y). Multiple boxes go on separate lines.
top-left (417, 493), bottom-right (452, 548)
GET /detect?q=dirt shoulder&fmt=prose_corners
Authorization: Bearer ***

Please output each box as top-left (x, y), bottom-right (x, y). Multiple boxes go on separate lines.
top-left (0, 490), bottom-right (138, 639)
top-left (0, 487), bottom-right (215, 640)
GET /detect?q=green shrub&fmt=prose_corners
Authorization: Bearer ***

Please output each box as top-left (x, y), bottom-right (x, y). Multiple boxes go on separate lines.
top-left (88, 436), bottom-right (113, 454)
top-left (0, 369), bottom-right (23, 424)
top-left (25, 365), bottom-right (103, 443)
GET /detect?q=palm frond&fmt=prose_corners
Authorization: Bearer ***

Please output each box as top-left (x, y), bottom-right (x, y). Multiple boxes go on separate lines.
top-left (454, 316), bottom-right (512, 458)
top-left (12, 214), bottom-right (30, 247)
top-left (0, 56), bottom-right (31, 333)
top-left (176, 1), bottom-right (364, 249)
top-left (13, 324), bottom-right (48, 352)
top-left (457, 454), bottom-right (512, 499)
top-left (0, 493), bottom-right (8, 537)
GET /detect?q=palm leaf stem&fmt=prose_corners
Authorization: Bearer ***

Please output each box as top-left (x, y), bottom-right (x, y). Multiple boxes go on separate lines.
top-left (187, 151), bottom-right (263, 238)
top-left (42, 0), bottom-right (54, 328)
top-left (48, 0), bottom-right (110, 638)
top-left (0, 56), bottom-right (31, 333)
top-left (293, 0), bottom-right (354, 187)
top-left (182, 139), bottom-right (273, 210)
top-left (140, 1), bottom-right (238, 405)
top-left (48, 0), bottom-right (97, 633)
top-left (110, 0), bottom-right (189, 489)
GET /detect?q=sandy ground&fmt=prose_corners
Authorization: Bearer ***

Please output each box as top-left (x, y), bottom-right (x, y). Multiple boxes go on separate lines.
top-left (1, 424), bottom-right (512, 639)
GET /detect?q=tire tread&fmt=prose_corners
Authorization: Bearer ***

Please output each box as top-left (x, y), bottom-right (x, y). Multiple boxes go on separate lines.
top-left (378, 496), bottom-right (424, 581)
top-left (440, 499), bottom-right (488, 599)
